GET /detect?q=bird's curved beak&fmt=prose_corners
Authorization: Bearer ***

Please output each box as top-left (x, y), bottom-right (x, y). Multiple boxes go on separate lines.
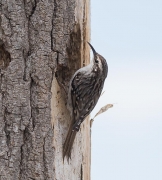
top-left (87, 42), bottom-right (97, 55)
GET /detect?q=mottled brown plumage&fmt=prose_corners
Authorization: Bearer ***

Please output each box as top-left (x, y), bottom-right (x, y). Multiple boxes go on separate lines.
top-left (63, 42), bottom-right (108, 158)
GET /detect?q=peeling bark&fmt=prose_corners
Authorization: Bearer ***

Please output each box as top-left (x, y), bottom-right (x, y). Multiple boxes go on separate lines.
top-left (0, 0), bottom-right (90, 179)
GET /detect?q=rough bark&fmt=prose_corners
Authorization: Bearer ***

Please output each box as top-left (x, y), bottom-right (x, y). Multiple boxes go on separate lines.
top-left (0, 0), bottom-right (90, 180)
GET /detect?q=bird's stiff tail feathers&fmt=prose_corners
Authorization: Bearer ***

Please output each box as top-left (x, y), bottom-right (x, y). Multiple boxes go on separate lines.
top-left (63, 121), bottom-right (77, 159)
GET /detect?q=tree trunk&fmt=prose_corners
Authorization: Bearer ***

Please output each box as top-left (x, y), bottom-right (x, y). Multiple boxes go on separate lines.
top-left (0, 0), bottom-right (90, 179)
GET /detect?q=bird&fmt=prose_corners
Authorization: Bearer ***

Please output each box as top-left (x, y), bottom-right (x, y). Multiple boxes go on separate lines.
top-left (63, 42), bottom-right (108, 159)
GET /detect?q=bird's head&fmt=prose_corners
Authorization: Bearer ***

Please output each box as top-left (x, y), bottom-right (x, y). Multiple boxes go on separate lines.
top-left (87, 42), bottom-right (108, 77)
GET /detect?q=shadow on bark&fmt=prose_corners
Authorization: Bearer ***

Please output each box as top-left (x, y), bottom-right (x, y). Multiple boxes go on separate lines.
top-left (55, 23), bottom-right (81, 97)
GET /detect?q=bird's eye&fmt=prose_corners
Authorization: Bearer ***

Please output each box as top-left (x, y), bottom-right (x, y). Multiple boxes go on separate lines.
top-left (95, 59), bottom-right (99, 63)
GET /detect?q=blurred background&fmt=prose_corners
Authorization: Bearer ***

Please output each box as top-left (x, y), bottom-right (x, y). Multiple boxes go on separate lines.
top-left (90, 0), bottom-right (162, 179)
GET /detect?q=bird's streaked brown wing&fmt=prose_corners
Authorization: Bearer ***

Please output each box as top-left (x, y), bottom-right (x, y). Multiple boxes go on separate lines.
top-left (71, 71), bottom-right (104, 130)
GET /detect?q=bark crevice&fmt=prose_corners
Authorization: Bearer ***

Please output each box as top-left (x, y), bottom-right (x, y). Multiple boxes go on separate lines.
top-left (0, 44), bottom-right (11, 70)
top-left (3, 108), bottom-right (10, 148)
top-left (29, 0), bottom-right (37, 20)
